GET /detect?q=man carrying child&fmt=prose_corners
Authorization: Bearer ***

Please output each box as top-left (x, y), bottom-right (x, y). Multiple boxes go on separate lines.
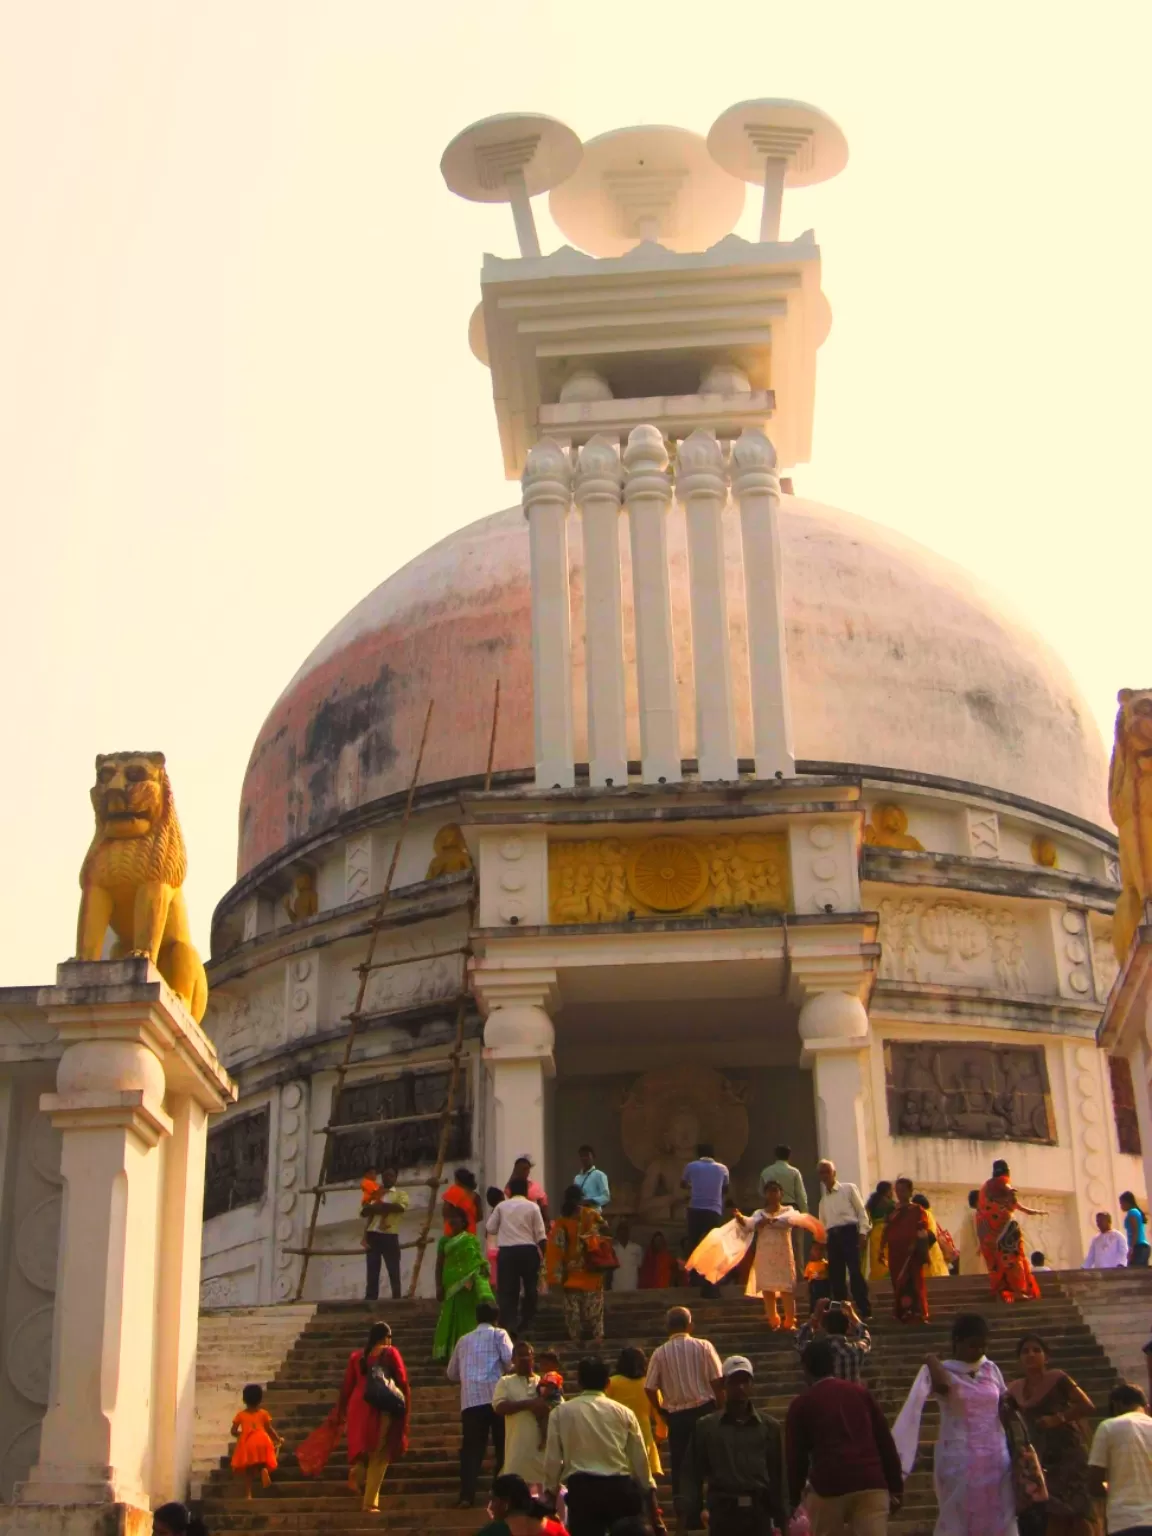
top-left (360, 1164), bottom-right (408, 1301)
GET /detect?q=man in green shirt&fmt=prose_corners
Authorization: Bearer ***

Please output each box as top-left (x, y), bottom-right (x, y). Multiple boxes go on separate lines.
top-left (758, 1145), bottom-right (807, 1212)
top-left (683, 1356), bottom-right (787, 1535)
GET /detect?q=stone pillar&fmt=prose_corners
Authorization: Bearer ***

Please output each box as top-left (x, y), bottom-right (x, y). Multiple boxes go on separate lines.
top-left (677, 429), bottom-right (737, 781)
top-left (798, 991), bottom-right (871, 1190)
top-left (731, 427), bottom-right (795, 779)
top-left (623, 424), bottom-right (680, 784)
top-left (474, 969), bottom-right (558, 1197)
top-left (523, 438), bottom-right (575, 789)
top-left (1130, 1036), bottom-right (1152, 1211)
top-left (13, 959), bottom-right (234, 1525)
top-left (574, 435), bottom-right (628, 788)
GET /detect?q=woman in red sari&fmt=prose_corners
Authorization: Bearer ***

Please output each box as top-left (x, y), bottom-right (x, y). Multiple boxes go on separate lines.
top-left (336, 1321), bottom-right (410, 1513)
top-left (977, 1159), bottom-right (1042, 1303)
top-left (638, 1231), bottom-right (675, 1289)
top-left (880, 1177), bottom-right (933, 1322)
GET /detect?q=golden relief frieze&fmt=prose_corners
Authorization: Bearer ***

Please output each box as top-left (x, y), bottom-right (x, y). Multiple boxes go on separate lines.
top-left (548, 831), bottom-right (791, 923)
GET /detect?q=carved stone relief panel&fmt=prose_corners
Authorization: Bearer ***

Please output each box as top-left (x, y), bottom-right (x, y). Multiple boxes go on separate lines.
top-left (344, 835), bottom-right (373, 904)
top-left (204, 1107), bottom-right (270, 1221)
top-left (206, 985), bottom-right (286, 1067)
top-left (328, 1069), bottom-right (470, 1181)
top-left (1050, 908), bottom-right (1096, 1001)
top-left (199, 1268), bottom-right (259, 1309)
top-left (1091, 921), bottom-right (1120, 1003)
top-left (966, 808), bottom-right (1001, 859)
top-left (274, 1081), bottom-right (306, 1302)
top-left (329, 950), bottom-right (466, 1023)
top-left (789, 820), bottom-right (858, 915)
top-left (877, 896), bottom-right (1032, 993)
top-left (477, 830), bottom-right (549, 927)
top-left (284, 953), bottom-right (321, 1044)
top-left (548, 832), bottom-right (790, 923)
top-left (885, 1041), bottom-right (1054, 1143)
top-left (1107, 1055), bottom-right (1142, 1157)
top-left (1070, 1042), bottom-right (1113, 1209)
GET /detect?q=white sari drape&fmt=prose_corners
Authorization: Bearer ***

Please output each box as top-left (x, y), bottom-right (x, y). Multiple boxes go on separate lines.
top-left (893, 1358), bottom-right (1018, 1536)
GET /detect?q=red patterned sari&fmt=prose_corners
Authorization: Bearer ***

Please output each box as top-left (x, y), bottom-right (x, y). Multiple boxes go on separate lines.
top-left (977, 1175), bottom-right (1040, 1302)
top-left (884, 1200), bottom-right (931, 1322)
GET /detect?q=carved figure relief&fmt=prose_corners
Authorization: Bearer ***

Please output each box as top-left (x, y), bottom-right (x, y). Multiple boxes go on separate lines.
top-left (76, 751), bottom-right (208, 1020)
top-left (549, 833), bottom-right (789, 923)
top-left (283, 870), bottom-right (318, 922)
top-left (329, 1069), bottom-right (469, 1181)
top-left (878, 896), bottom-right (1030, 992)
top-left (1108, 1056), bottom-right (1143, 1157)
top-left (426, 824), bottom-right (473, 880)
top-left (885, 1041), bottom-right (1054, 1143)
top-left (863, 804), bottom-right (924, 851)
top-left (208, 986), bottom-right (285, 1063)
top-left (1109, 688), bottom-right (1152, 964)
top-left (204, 1107), bottom-right (270, 1221)
top-left (619, 1067), bottom-right (749, 1223)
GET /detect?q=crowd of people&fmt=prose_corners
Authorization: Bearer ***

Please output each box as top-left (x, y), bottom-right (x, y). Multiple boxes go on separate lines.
top-left (152, 1146), bottom-right (1152, 1536)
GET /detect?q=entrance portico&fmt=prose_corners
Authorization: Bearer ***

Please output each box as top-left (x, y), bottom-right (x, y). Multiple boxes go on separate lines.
top-left (466, 783), bottom-right (879, 1211)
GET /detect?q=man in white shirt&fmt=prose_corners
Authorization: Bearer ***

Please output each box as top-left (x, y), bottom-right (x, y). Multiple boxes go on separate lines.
top-left (493, 1338), bottom-right (548, 1490)
top-left (1088, 1382), bottom-right (1152, 1534)
top-left (611, 1219), bottom-right (644, 1292)
top-left (487, 1175), bottom-right (547, 1334)
top-left (544, 1355), bottom-right (657, 1532)
top-left (1084, 1211), bottom-right (1131, 1270)
top-left (816, 1159), bottom-right (872, 1320)
top-left (645, 1306), bottom-right (723, 1530)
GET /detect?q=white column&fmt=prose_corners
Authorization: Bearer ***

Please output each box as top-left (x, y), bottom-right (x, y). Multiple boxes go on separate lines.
top-left (16, 958), bottom-right (234, 1518)
top-left (760, 157), bottom-right (787, 242)
top-left (152, 1093), bottom-right (210, 1503)
top-left (523, 439), bottom-right (575, 789)
top-left (798, 992), bottom-right (871, 1190)
top-left (23, 1035), bottom-right (170, 1510)
top-left (574, 435), bottom-right (628, 787)
top-left (732, 426), bottom-right (795, 778)
top-left (482, 1004), bottom-right (556, 1186)
top-left (623, 423), bottom-right (681, 784)
top-left (677, 428), bottom-right (737, 781)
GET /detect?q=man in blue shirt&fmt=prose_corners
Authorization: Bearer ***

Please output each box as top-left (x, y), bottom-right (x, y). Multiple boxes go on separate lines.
top-left (574, 1144), bottom-right (611, 1208)
top-left (682, 1143), bottom-right (729, 1297)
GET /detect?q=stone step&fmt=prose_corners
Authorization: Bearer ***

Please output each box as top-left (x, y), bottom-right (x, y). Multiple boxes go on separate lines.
top-left (195, 1270), bottom-right (1143, 1531)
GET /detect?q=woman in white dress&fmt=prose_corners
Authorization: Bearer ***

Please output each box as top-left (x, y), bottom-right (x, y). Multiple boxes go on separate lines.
top-left (735, 1180), bottom-right (811, 1331)
top-left (892, 1312), bottom-right (1018, 1536)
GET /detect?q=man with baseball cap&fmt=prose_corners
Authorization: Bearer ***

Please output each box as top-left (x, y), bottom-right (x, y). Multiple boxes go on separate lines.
top-left (681, 1356), bottom-right (787, 1536)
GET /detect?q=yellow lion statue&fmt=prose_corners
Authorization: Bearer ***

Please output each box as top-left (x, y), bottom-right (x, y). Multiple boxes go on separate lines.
top-left (77, 752), bottom-right (208, 1022)
top-left (1109, 689), bottom-right (1152, 967)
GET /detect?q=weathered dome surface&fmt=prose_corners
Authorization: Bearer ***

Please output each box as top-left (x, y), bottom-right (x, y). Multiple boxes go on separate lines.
top-left (237, 497), bottom-right (1110, 876)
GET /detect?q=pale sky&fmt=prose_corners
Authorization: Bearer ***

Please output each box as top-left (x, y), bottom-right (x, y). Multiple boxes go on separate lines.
top-left (2, 2), bottom-right (1150, 987)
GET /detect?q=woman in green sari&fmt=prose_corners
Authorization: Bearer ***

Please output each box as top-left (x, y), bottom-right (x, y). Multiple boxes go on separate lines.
top-left (433, 1203), bottom-right (495, 1360)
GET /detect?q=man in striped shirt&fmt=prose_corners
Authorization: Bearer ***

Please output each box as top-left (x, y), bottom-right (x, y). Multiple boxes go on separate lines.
top-left (446, 1301), bottom-right (513, 1508)
top-left (645, 1307), bottom-right (724, 1531)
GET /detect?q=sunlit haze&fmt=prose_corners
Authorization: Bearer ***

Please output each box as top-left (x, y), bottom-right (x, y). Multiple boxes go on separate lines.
top-left (2, 2), bottom-right (1150, 985)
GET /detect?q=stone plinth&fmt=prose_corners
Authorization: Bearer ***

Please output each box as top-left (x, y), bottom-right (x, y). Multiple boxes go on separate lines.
top-left (11, 959), bottom-right (235, 1522)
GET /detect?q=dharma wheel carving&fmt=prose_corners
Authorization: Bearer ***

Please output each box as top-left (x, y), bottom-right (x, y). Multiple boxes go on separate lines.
top-left (626, 836), bottom-right (709, 912)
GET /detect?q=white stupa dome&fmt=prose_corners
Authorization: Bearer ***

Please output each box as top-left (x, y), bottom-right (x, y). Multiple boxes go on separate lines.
top-left (236, 495), bottom-right (1109, 877)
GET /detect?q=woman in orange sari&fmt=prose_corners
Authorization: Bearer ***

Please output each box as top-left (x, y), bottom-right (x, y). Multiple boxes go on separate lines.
top-left (545, 1185), bottom-right (608, 1343)
top-left (977, 1159), bottom-right (1042, 1303)
top-left (880, 1177), bottom-right (933, 1323)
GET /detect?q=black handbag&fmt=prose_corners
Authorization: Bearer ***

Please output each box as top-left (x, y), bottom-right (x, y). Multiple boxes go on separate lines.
top-left (363, 1354), bottom-right (406, 1417)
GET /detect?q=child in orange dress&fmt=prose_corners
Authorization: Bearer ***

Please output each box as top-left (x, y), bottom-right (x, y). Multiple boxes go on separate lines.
top-left (231, 1382), bottom-right (282, 1498)
top-left (803, 1241), bottom-right (830, 1313)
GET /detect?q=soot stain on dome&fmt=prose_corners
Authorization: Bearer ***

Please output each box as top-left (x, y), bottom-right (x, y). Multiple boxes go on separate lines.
top-left (304, 664), bottom-right (398, 823)
top-left (963, 687), bottom-right (1022, 748)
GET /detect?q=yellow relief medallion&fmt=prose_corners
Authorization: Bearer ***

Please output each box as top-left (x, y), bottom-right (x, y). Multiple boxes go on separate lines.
top-left (547, 831), bottom-right (790, 924)
top-left (626, 836), bottom-right (709, 912)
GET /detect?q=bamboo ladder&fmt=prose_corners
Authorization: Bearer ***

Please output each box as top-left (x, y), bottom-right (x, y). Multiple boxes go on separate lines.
top-left (290, 682), bottom-right (501, 1301)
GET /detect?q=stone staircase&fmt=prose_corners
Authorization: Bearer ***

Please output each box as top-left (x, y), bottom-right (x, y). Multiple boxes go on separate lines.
top-left (193, 1304), bottom-right (317, 1497)
top-left (194, 1271), bottom-right (1146, 1535)
top-left (1058, 1268), bottom-right (1152, 1389)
